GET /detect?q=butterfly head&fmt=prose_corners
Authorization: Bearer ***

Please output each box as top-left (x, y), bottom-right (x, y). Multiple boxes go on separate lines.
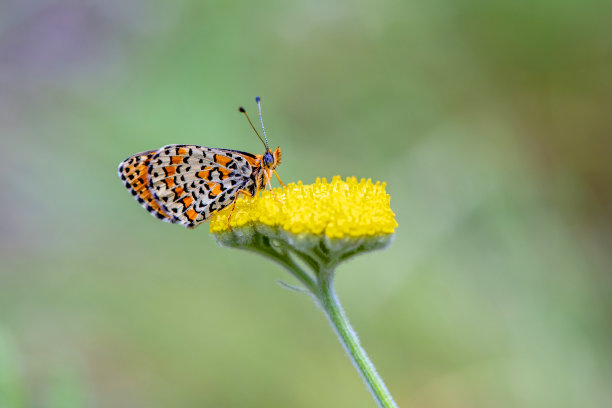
top-left (262, 147), bottom-right (282, 170)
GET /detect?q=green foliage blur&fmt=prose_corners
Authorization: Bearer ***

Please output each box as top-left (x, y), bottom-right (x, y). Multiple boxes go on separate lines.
top-left (1, 0), bottom-right (611, 407)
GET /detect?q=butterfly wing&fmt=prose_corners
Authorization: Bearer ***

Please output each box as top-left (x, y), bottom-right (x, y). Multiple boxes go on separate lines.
top-left (118, 150), bottom-right (175, 222)
top-left (147, 145), bottom-right (258, 228)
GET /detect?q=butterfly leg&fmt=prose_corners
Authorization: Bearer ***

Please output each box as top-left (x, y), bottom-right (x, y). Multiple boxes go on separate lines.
top-left (264, 170), bottom-right (283, 205)
top-left (273, 170), bottom-right (285, 186)
top-left (227, 189), bottom-right (253, 231)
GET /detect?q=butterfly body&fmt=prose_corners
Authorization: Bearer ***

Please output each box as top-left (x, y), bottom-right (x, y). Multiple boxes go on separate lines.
top-left (118, 144), bottom-right (282, 228)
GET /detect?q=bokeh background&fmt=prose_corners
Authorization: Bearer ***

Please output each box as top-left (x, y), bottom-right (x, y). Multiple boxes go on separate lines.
top-left (1, 0), bottom-right (611, 407)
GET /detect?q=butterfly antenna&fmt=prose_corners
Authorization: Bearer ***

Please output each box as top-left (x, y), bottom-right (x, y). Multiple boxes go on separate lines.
top-left (238, 106), bottom-right (267, 149)
top-left (255, 96), bottom-right (270, 150)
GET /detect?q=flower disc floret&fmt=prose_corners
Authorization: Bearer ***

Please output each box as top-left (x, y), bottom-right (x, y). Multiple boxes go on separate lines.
top-left (210, 176), bottom-right (397, 238)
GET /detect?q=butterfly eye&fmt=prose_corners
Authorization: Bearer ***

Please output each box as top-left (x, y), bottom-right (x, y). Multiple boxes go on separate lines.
top-left (263, 151), bottom-right (274, 167)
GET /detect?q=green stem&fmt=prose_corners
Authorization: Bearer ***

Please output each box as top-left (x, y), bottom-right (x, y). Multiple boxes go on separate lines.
top-left (246, 240), bottom-right (398, 407)
top-left (316, 272), bottom-right (398, 408)
top-left (248, 246), bottom-right (317, 293)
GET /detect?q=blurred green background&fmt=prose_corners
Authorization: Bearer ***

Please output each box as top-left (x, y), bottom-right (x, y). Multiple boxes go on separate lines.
top-left (1, 0), bottom-right (611, 407)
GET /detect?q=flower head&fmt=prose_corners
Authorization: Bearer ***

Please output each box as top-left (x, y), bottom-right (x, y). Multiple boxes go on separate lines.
top-left (210, 176), bottom-right (397, 237)
top-left (211, 176), bottom-right (397, 268)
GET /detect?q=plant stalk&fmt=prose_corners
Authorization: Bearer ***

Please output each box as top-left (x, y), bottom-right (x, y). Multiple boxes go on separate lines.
top-left (248, 241), bottom-right (398, 407)
top-left (315, 272), bottom-right (398, 408)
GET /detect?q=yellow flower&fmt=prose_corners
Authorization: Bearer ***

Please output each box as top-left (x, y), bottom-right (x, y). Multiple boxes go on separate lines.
top-left (209, 176), bottom-right (399, 407)
top-left (210, 176), bottom-right (397, 238)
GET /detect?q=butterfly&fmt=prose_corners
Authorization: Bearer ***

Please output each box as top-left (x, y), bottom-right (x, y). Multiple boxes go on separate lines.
top-left (118, 96), bottom-right (284, 229)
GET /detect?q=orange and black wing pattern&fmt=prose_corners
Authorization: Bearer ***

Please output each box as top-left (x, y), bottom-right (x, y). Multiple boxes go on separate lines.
top-left (118, 150), bottom-right (174, 223)
top-left (118, 145), bottom-right (259, 228)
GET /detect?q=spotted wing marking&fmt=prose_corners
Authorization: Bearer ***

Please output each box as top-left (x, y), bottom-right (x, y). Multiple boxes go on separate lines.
top-left (118, 150), bottom-right (174, 222)
top-left (147, 144), bottom-right (257, 228)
